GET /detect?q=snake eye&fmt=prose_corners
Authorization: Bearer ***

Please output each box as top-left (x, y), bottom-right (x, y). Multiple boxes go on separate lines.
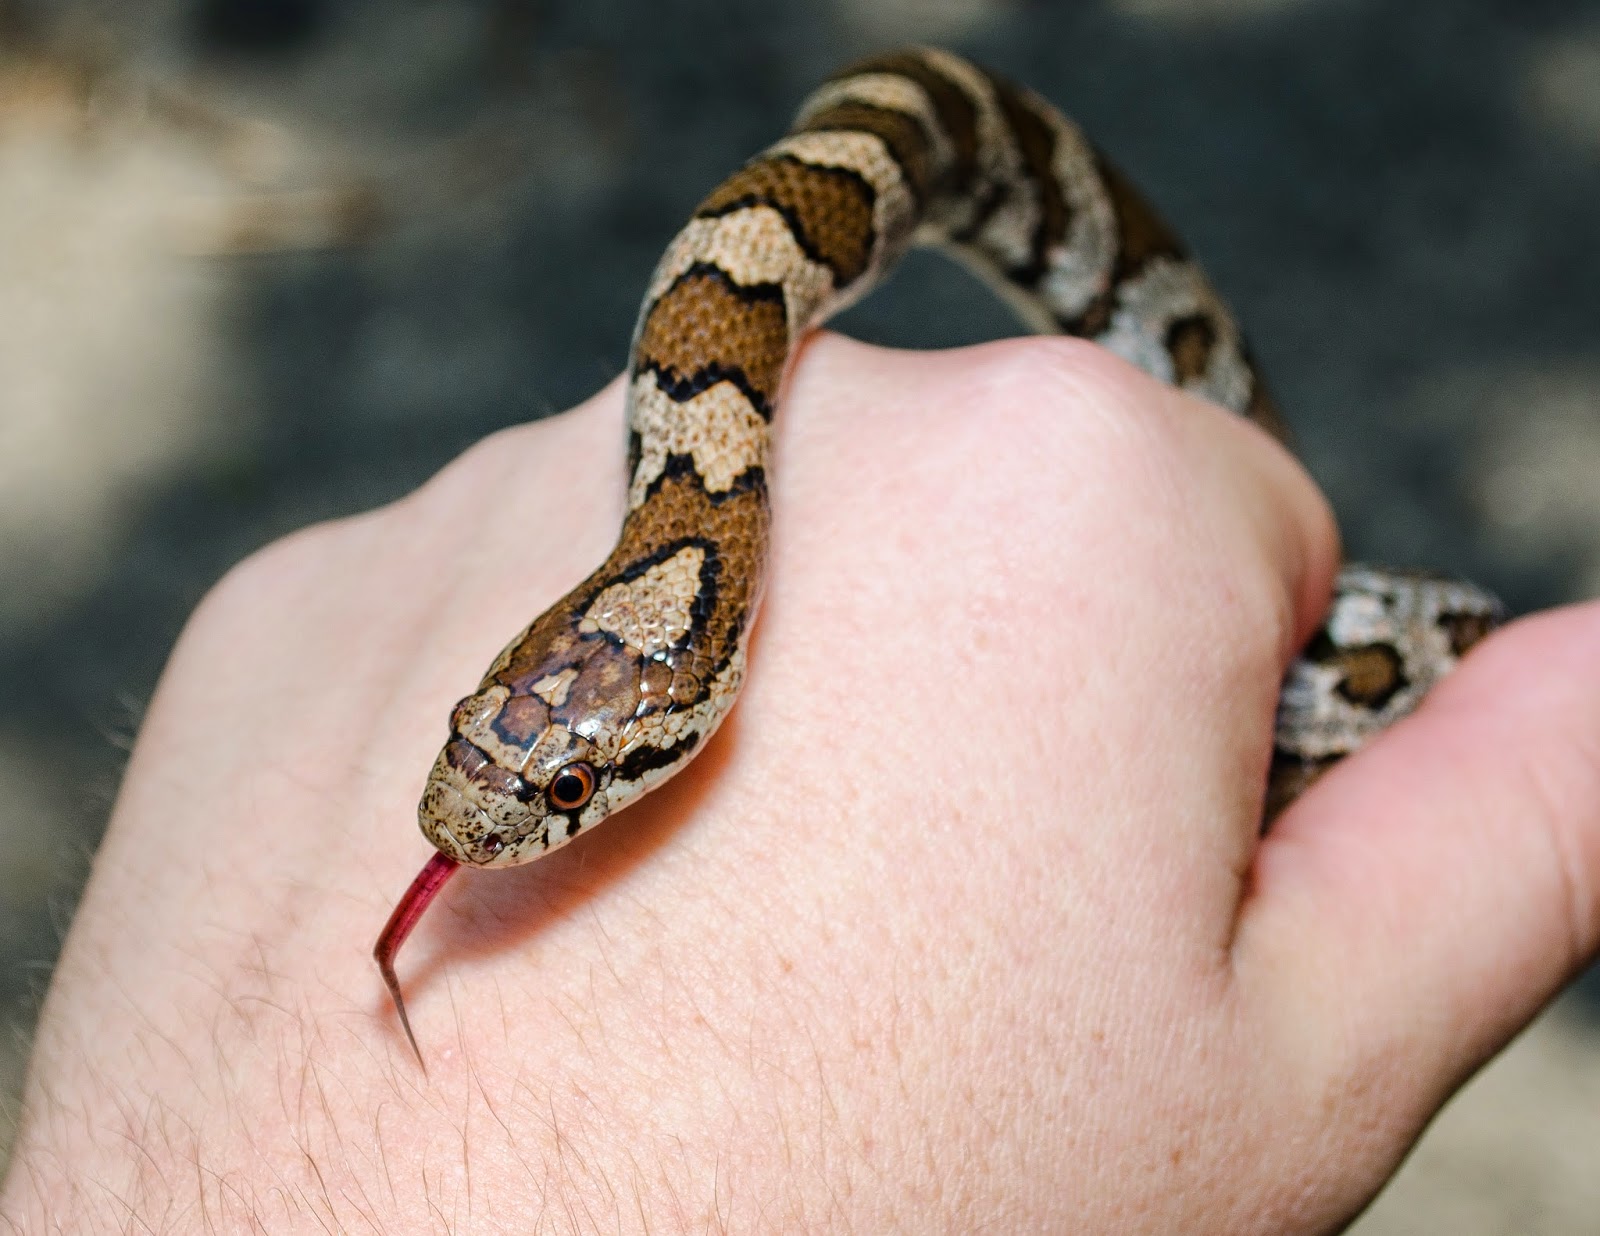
top-left (548, 762), bottom-right (596, 811)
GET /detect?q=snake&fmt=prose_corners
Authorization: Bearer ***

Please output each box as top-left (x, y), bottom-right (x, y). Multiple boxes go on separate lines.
top-left (374, 47), bottom-right (1506, 1062)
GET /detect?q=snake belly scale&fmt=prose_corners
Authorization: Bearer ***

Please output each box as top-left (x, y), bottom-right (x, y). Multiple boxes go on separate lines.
top-left (374, 47), bottom-right (1505, 1059)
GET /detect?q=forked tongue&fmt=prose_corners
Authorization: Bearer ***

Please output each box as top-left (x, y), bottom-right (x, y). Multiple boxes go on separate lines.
top-left (374, 851), bottom-right (460, 1068)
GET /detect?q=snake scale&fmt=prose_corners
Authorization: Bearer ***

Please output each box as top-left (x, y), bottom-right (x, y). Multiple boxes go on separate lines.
top-left (375, 47), bottom-right (1506, 1060)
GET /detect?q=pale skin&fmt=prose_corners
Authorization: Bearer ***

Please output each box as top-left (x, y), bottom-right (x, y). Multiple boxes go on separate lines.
top-left (4, 334), bottom-right (1600, 1233)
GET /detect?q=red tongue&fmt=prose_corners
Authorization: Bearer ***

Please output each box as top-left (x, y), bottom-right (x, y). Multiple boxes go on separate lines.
top-left (374, 851), bottom-right (460, 1067)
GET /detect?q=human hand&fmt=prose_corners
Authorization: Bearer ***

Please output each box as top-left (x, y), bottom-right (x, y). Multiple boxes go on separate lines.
top-left (4, 334), bottom-right (1597, 1233)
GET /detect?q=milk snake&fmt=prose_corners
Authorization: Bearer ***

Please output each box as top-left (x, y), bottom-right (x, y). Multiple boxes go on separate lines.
top-left (375, 47), bottom-right (1505, 1061)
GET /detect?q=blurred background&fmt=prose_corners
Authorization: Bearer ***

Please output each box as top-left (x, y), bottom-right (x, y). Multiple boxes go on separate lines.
top-left (1, 0), bottom-right (1597, 1226)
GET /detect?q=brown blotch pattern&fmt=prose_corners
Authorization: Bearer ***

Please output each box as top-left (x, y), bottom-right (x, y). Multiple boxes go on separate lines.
top-left (492, 692), bottom-right (553, 746)
top-left (797, 100), bottom-right (934, 201)
top-left (696, 156), bottom-right (877, 284)
top-left (832, 50), bottom-right (979, 188)
top-left (1068, 295), bottom-right (1115, 340)
top-left (566, 468), bottom-right (769, 689)
top-left (635, 268), bottom-right (790, 408)
top-left (1334, 644), bottom-right (1408, 709)
top-left (1441, 610), bottom-right (1497, 658)
top-left (1099, 157), bottom-right (1186, 277)
top-left (991, 80), bottom-right (1067, 281)
top-left (1167, 315), bottom-right (1218, 386)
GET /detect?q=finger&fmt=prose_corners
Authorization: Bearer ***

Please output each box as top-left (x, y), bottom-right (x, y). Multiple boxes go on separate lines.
top-left (1237, 601), bottom-right (1600, 1112)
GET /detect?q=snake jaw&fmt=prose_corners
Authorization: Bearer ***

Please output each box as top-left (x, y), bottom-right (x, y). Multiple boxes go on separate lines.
top-left (418, 774), bottom-right (517, 866)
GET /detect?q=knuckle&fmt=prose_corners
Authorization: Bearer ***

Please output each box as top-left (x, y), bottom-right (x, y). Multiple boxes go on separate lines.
top-left (962, 335), bottom-right (1159, 448)
top-left (929, 337), bottom-right (1180, 503)
top-left (956, 339), bottom-right (1300, 675)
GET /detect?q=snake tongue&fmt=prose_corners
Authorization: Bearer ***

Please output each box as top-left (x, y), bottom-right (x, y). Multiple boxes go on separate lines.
top-left (373, 851), bottom-right (460, 1069)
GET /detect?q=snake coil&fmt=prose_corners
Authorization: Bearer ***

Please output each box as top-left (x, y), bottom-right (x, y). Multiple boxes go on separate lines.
top-left (375, 48), bottom-right (1505, 1060)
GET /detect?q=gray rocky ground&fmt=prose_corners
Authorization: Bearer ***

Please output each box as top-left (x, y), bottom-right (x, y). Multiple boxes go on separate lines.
top-left (1, 0), bottom-right (1597, 1228)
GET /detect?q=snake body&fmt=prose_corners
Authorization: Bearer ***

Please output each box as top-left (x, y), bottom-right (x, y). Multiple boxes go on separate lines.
top-left (377, 48), bottom-right (1504, 1050)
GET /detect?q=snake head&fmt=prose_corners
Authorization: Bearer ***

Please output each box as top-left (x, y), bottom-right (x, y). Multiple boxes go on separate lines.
top-left (417, 680), bottom-right (620, 868)
top-left (419, 685), bottom-right (617, 870)
top-left (415, 616), bottom-right (721, 868)
top-left (415, 535), bottom-right (748, 869)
